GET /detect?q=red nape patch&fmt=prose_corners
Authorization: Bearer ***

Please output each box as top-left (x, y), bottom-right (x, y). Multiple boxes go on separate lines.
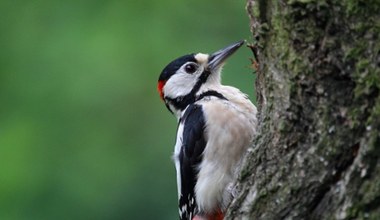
top-left (157, 80), bottom-right (166, 100)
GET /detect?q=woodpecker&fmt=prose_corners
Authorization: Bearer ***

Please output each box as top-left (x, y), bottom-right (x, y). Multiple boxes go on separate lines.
top-left (157, 41), bottom-right (257, 220)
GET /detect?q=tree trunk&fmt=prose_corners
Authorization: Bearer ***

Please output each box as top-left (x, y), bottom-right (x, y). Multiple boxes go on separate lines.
top-left (226, 0), bottom-right (380, 219)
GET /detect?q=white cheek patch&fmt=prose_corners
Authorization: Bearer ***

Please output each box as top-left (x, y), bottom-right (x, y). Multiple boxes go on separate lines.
top-left (164, 72), bottom-right (198, 98)
top-left (195, 53), bottom-right (209, 65)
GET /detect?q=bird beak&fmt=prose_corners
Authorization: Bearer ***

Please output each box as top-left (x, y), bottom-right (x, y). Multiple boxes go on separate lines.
top-left (207, 40), bottom-right (245, 72)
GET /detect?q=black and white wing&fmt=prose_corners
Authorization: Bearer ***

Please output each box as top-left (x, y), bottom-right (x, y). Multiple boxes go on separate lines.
top-left (174, 104), bottom-right (206, 220)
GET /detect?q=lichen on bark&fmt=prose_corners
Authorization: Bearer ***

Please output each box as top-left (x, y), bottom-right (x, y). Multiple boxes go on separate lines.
top-left (226, 0), bottom-right (380, 219)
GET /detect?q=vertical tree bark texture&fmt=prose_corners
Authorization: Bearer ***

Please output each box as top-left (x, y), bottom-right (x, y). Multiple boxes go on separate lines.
top-left (226, 0), bottom-right (380, 219)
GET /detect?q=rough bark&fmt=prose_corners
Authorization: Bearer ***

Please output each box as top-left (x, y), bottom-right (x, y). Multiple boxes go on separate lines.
top-left (226, 0), bottom-right (380, 219)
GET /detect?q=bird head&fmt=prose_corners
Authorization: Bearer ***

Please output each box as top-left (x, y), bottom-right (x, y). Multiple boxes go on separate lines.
top-left (157, 40), bottom-right (245, 116)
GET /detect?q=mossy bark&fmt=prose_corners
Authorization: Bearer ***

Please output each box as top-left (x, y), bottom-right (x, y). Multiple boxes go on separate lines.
top-left (226, 0), bottom-right (380, 219)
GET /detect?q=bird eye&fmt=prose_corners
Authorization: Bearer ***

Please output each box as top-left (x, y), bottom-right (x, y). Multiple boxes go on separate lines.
top-left (184, 63), bottom-right (197, 74)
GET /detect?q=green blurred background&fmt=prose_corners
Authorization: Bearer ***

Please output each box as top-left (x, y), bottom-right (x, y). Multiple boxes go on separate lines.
top-left (0, 1), bottom-right (255, 219)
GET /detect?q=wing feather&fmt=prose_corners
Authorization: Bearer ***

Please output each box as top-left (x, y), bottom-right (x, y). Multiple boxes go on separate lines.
top-left (177, 104), bottom-right (206, 220)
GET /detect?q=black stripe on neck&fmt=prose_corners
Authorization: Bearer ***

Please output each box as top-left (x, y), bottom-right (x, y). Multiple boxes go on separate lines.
top-left (165, 70), bottom-right (210, 111)
top-left (167, 89), bottom-right (228, 114)
top-left (196, 90), bottom-right (228, 102)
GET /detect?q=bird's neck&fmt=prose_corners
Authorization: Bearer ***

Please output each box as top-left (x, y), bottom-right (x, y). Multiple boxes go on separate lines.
top-left (165, 70), bottom-right (222, 119)
top-left (171, 85), bottom-right (226, 121)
